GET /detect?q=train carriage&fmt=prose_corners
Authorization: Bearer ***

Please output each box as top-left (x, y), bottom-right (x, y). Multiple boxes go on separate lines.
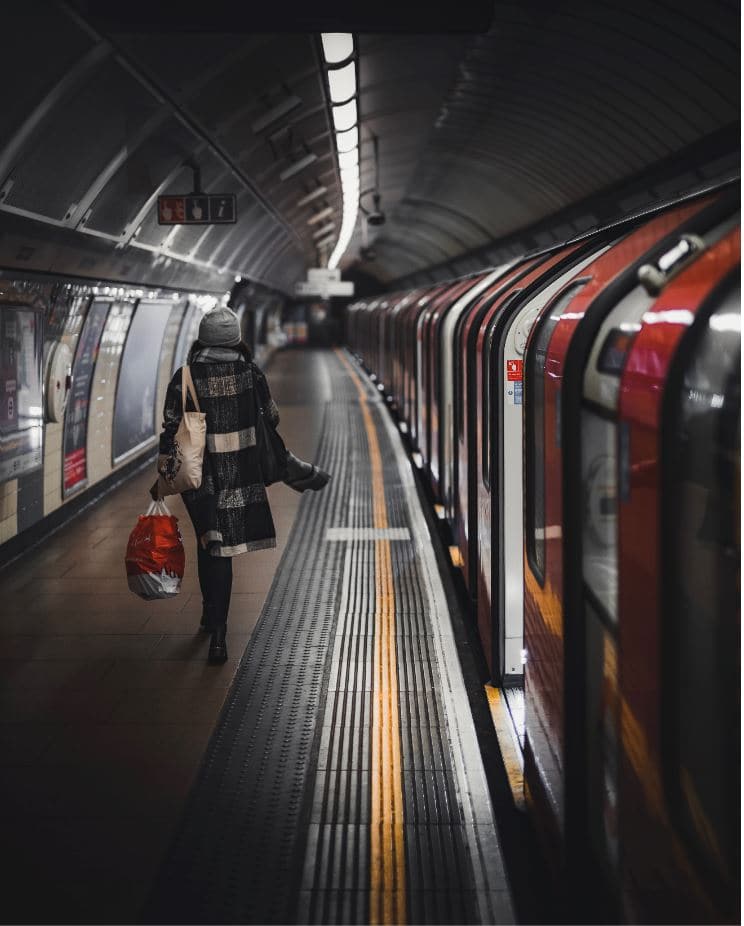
top-left (342, 181), bottom-right (739, 925)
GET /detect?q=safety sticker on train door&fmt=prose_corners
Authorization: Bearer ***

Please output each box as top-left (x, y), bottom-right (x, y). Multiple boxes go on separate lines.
top-left (506, 359), bottom-right (523, 381)
top-left (506, 359), bottom-right (523, 404)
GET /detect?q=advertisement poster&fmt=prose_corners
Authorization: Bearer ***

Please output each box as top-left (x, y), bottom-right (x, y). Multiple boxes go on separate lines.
top-left (62, 299), bottom-right (111, 496)
top-left (112, 301), bottom-right (172, 464)
top-left (172, 300), bottom-right (198, 375)
top-left (0, 308), bottom-right (44, 484)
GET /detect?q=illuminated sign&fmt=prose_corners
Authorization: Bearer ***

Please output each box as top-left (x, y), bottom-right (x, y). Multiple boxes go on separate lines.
top-left (157, 194), bottom-right (237, 225)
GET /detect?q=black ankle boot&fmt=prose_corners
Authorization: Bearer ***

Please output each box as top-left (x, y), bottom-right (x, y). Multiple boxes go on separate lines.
top-left (208, 625), bottom-right (228, 664)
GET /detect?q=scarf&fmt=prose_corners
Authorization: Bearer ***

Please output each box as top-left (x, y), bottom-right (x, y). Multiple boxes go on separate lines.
top-left (192, 346), bottom-right (247, 364)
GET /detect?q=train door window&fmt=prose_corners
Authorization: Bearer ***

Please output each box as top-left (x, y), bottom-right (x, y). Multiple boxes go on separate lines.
top-left (581, 407), bottom-right (620, 878)
top-left (581, 410), bottom-right (618, 624)
top-left (663, 285), bottom-right (740, 896)
top-left (482, 322), bottom-right (497, 490)
top-left (483, 291), bottom-right (523, 491)
top-left (526, 281), bottom-right (587, 581)
top-left (455, 311), bottom-right (468, 441)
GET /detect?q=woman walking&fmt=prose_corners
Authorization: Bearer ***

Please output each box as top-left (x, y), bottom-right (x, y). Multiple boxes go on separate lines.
top-left (153, 306), bottom-right (329, 664)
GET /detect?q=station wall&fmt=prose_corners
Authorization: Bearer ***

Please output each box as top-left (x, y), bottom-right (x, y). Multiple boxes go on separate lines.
top-left (0, 276), bottom-right (206, 564)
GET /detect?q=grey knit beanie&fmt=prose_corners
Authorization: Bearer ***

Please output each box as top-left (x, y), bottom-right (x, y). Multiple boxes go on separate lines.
top-left (198, 307), bottom-right (241, 347)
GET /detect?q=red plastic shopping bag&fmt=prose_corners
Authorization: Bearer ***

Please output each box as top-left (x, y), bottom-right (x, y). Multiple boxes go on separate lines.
top-left (125, 499), bottom-right (185, 600)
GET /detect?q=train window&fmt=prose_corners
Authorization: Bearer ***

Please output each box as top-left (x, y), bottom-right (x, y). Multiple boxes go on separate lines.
top-left (581, 410), bottom-right (618, 625)
top-left (455, 311), bottom-right (468, 441)
top-left (663, 286), bottom-right (740, 895)
top-left (597, 325), bottom-right (641, 376)
top-left (483, 291), bottom-right (523, 491)
top-left (526, 281), bottom-right (587, 581)
top-left (482, 323), bottom-right (498, 490)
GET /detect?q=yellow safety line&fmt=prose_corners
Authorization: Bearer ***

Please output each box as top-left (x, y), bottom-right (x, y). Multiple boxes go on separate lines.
top-left (336, 349), bottom-right (406, 925)
top-left (484, 685), bottom-right (525, 811)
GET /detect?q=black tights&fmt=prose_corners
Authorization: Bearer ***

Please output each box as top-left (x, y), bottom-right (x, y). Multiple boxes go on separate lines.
top-left (196, 543), bottom-right (233, 628)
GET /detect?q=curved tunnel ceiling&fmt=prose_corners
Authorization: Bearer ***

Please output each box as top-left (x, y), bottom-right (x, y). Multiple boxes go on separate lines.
top-left (347, 0), bottom-right (740, 284)
top-left (0, 3), bottom-right (343, 294)
top-left (0, 1), bottom-right (739, 295)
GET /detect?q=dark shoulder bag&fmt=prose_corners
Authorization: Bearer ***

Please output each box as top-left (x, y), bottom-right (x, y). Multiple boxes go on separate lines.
top-left (252, 365), bottom-right (289, 486)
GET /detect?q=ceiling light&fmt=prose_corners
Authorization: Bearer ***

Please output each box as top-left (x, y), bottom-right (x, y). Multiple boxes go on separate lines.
top-left (321, 33), bottom-right (353, 64)
top-left (312, 222), bottom-right (336, 239)
top-left (279, 151), bottom-right (317, 181)
top-left (336, 126), bottom-right (358, 153)
top-left (338, 147), bottom-right (358, 171)
top-left (328, 62), bottom-right (356, 104)
top-left (332, 99), bottom-right (357, 132)
top-left (251, 95), bottom-right (302, 134)
top-left (307, 206), bottom-right (334, 225)
top-left (296, 185), bottom-right (327, 207)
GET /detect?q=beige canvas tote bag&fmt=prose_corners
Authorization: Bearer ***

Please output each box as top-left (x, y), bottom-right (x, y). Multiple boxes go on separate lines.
top-left (156, 366), bottom-right (206, 495)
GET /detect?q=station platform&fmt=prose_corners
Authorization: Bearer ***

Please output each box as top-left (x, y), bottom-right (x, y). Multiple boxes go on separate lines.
top-left (0, 348), bottom-right (514, 925)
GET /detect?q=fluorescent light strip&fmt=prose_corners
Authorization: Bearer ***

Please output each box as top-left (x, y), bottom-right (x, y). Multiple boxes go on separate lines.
top-left (279, 151), bottom-right (317, 181)
top-left (338, 147), bottom-right (358, 170)
top-left (251, 95), bottom-right (302, 134)
top-left (336, 126), bottom-right (358, 153)
top-left (312, 222), bottom-right (336, 239)
top-left (332, 99), bottom-right (357, 132)
top-left (320, 32), bottom-right (359, 271)
top-left (307, 206), bottom-right (334, 225)
top-left (321, 33), bottom-right (354, 64)
top-left (328, 62), bottom-right (356, 103)
top-left (297, 185), bottom-right (327, 207)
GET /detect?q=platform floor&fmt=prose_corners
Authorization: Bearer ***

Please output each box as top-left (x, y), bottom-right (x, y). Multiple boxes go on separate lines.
top-left (0, 348), bottom-right (513, 924)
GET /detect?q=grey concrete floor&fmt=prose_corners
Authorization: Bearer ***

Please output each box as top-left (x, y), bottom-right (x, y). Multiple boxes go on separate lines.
top-left (0, 348), bottom-right (330, 924)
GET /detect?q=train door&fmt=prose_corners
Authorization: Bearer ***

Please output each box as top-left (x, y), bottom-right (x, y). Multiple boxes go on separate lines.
top-left (614, 216), bottom-right (740, 923)
top-left (440, 265), bottom-right (511, 521)
top-left (660, 279), bottom-right (740, 922)
top-left (566, 197), bottom-right (738, 919)
top-left (579, 281), bottom-right (663, 904)
top-left (410, 289), bottom-right (442, 449)
top-left (475, 245), bottom-right (588, 681)
top-left (521, 193), bottom-right (716, 889)
top-left (455, 260), bottom-right (539, 592)
top-left (427, 278), bottom-right (482, 496)
top-left (495, 246), bottom-right (610, 683)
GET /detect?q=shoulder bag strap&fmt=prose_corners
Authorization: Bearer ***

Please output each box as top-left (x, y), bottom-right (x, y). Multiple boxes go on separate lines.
top-left (181, 365), bottom-right (202, 413)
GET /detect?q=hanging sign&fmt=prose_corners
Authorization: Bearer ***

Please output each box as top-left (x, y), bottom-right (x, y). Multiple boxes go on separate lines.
top-left (157, 194), bottom-right (237, 225)
top-left (294, 280), bottom-right (354, 298)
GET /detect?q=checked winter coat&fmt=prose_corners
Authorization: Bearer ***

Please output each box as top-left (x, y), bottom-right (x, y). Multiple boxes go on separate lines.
top-left (158, 348), bottom-right (280, 556)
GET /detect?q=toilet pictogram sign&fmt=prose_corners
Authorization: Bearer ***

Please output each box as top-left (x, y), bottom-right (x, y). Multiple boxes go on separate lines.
top-left (157, 194), bottom-right (237, 225)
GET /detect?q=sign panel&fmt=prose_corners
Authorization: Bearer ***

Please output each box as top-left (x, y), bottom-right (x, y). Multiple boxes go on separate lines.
top-left (157, 194), bottom-right (237, 225)
top-left (506, 358), bottom-right (523, 382)
top-left (0, 308), bottom-right (43, 483)
top-left (294, 280), bottom-right (354, 298)
top-left (307, 267), bottom-right (341, 283)
top-left (112, 301), bottom-right (173, 464)
top-left (63, 299), bottom-right (111, 496)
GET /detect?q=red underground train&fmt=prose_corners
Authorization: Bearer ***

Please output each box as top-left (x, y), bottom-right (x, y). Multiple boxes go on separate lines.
top-left (345, 182), bottom-right (740, 923)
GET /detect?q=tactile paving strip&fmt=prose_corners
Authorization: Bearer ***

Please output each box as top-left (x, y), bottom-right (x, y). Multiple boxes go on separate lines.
top-left (144, 360), bottom-right (357, 925)
top-left (144, 351), bottom-right (511, 924)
